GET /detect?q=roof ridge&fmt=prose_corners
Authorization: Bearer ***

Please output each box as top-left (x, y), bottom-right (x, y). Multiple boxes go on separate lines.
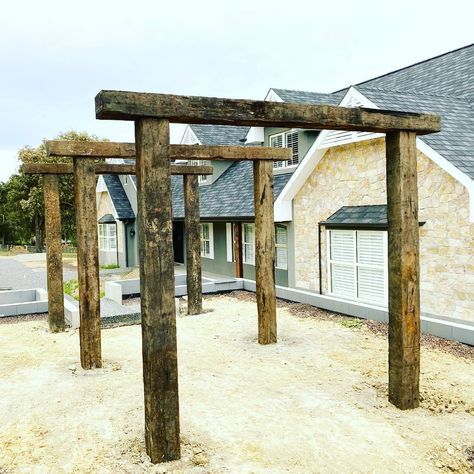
top-left (333, 43), bottom-right (474, 94)
top-left (354, 84), bottom-right (473, 101)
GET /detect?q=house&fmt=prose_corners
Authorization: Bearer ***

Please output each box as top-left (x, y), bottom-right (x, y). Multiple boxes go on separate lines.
top-left (96, 44), bottom-right (473, 337)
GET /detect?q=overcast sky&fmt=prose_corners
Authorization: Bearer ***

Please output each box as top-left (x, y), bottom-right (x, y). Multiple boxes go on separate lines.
top-left (0, 0), bottom-right (472, 182)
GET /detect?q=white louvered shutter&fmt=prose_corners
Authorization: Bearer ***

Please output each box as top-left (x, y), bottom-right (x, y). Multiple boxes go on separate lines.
top-left (329, 230), bottom-right (356, 298)
top-left (275, 225), bottom-right (288, 270)
top-left (286, 131), bottom-right (299, 166)
top-left (356, 232), bottom-right (386, 304)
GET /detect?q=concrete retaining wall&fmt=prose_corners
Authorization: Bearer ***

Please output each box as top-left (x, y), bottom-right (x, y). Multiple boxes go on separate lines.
top-left (0, 288), bottom-right (48, 316)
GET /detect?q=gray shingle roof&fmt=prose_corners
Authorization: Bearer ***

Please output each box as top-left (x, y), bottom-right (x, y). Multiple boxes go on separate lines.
top-left (271, 88), bottom-right (345, 105)
top-left (352, 44), bottom-right (474, 98)
top-left (102, 175), bottom-right (135, 220)
top-left (190, 124), bottom-right (249, 145)
top-left (171, 161), bottom-right (291, 219)
top-left (356, 85), bottom-right (474, 179)
top-left (321, 205), bottom-right (387, 227)
top-left (272, 44), bottom-right (474, 182)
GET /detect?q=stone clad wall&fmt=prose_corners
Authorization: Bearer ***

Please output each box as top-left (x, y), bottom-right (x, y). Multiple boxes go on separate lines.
top-left (293, 138), bottom-right (474, 322)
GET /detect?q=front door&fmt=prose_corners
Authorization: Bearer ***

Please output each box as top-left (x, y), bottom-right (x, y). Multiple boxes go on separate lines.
top-left (173, 221), bottom-right (185, 264)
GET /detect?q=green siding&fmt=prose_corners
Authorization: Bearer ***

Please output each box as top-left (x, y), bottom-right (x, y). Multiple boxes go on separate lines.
top-left (198, 220), bottom-right (288, 287)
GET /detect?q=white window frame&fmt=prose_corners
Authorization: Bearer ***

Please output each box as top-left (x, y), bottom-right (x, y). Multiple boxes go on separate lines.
top-left (326, 229), bottom-right (388, 306)
top-left (189, 159), bottom-right (211, 183)
top-left (275, 224), bottom-right (288, 270)
top-left (269, 130), bottom-right (299, 169)
top-left (243, 223), bottom-right (255, 265)
top-left (226, 223), bottom-right (234, 262)
top-left (199, 222), bottom-right (214, 259)
top-left (98, 223), bottom-right (117, 252)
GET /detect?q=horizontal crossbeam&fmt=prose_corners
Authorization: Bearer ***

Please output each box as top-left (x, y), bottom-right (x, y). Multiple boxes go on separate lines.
top-left (21, 163), bottom-right (213, 175)
top-left (45, 141), bottom-right (292, 161)
top-left (95, 90), bottom-right (441, 135)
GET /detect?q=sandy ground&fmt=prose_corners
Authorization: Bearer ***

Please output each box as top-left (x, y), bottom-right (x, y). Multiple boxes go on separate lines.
top-left (0, 294), bottom-right (473, 473)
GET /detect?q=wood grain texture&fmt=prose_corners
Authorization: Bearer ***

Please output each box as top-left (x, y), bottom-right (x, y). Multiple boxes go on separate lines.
top-left (43, 175), bottom-right (65, 333)
top-left (74, 158), bottom-right (102, 369)
top-left (46, 140), bottom-right (290, 161)
top-left (135, 118), bottom-right (181, 463)
top-left (183, 175), bottom-right (202, 315)
top-left (95, 90), bottom-right (440, 134)
top-left (233, 222), bottom-right (243, 278)
top-left (253, 160), bottom-right (277, 344)
top-left (23, 163), bottom-right (213, 176)
top-left (386, 131), bottom-right (420, 410)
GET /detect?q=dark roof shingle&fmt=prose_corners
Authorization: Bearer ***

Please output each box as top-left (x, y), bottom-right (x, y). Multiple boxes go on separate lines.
top-left (102, 175), bottom-right (135, 220)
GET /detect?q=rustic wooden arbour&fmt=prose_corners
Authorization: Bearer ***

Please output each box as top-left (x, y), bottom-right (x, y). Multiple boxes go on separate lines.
top-left (38, 141), bottom-right (289, 369)
top-left (94, 90), bottom-right (440, 464)
top-left (23, 159), bottom-right (212, 347)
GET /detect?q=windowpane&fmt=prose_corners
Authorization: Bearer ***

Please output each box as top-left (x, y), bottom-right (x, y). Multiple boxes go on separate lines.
top-left (357, 267), bottom-right (385, 303)
top-left (243, 224), bottom-right (255, 265)
top-left (330, 230), bottom-right (355, 262)
top-left (357, 232), bottom-right (384, 266)
top-left (330, 263), bottom-right (355, 298)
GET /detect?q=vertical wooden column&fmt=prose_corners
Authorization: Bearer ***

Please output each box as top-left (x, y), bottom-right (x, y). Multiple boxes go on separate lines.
top-left (253, 159), bottom-right (277, 345)
top-left (386, 131), bottom-right (420, 410)
top-left (135, 118), bottom-right (181, 463)
top-left (233, 222), bottom-right (243, 278)
top-left (74, 158), bottom-right (102, 369)
top-left (184, 174), bottom-right (202, 315)
top-left (43, 174), bottom-right (65, 332)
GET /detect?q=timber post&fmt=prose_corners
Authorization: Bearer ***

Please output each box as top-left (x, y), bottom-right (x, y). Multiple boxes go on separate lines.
top-left (386, 131), bottom-right (421, 410)
top-left (135, 118), bottom-right (181, 462)
top-left (183, 174), bottom-right (202, 315)
top-left (253, 159), bottom-right (277, 345)
top-left (233, 222), bottom-right (243, 278)
top-left (43, 174), bottom-right (65, 332)
top-left (73, 157), bottom-right (102, 369)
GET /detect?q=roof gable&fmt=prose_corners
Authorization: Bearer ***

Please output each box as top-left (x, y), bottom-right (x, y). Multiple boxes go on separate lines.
top-left (102, 175), bottom-right (135, 220)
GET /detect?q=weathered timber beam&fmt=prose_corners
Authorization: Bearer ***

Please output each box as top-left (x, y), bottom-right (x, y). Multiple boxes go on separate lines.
top-left (95, 90), bottom-right (441, 135)
top-left (46, 141), bottom-right (291, 161)
top-left (253, 160), bottom-right (277, 344)
top-left (74, 157), bottom-right (102, 369)
top-left (184, 175), bottom-right (202, 315)
top-left (386, 131), bottom-right (420, 410)
top-left (43, 175), bottom-right (65, 333)
top-left (136, 118), bottom-right (180, 462)
top-left (22, 163), bottom-right (213, 176)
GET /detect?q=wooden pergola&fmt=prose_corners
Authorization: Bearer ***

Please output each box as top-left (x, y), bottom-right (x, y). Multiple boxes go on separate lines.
top-left (23, 140), bottom-right (290, 370)
top-left (93, 90), bottom-right (440, 463)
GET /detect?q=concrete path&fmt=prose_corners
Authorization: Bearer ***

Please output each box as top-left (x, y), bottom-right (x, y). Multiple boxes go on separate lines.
top-left (0, 257), bottom-right (77, 291)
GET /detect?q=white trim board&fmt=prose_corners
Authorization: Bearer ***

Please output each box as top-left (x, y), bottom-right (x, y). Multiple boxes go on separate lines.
top-left (274, 87), bottom-right (474, 222)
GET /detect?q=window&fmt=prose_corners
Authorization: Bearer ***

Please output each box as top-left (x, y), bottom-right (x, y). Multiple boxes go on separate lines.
top-left (98, 224), bottom-right (117, 251)
top-left (270, 130), bottom-right (299, 169)
top-left (243, 223), bottom-right (255, 265)
top-left (327, 230), bottom-right (387, 306)
top-left (189, 160), bottom-right (211, 183)
top-left (199, 223), bottom-right (214, 259)
top-left (275, 225), bottom-right (288, 270)
top-left (226, 223), bottom-right (234, 262)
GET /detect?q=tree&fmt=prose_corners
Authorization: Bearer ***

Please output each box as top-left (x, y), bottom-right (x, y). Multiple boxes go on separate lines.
top-left (3, 131), bottom-right (104, 250)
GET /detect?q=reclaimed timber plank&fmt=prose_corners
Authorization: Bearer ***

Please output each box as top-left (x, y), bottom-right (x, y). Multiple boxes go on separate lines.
top-left (22, 163), bottom-right (213, 176)
top-left (74, 157), bottom-right (102, 369)
top-left (46, 140), bottom-right (291, 161)
top-left (135, 118), bottom-right (181, 462)
top-left (43, 174), bottom-right (65, 332)
top-left (253, 160), bottom-right (277, 344)
top-left (95, 90), bottom-right (440, 134)
top-left (386, 131), bottom-right (420, 410)
top-left (183, 175), bottom-right (202, 315)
